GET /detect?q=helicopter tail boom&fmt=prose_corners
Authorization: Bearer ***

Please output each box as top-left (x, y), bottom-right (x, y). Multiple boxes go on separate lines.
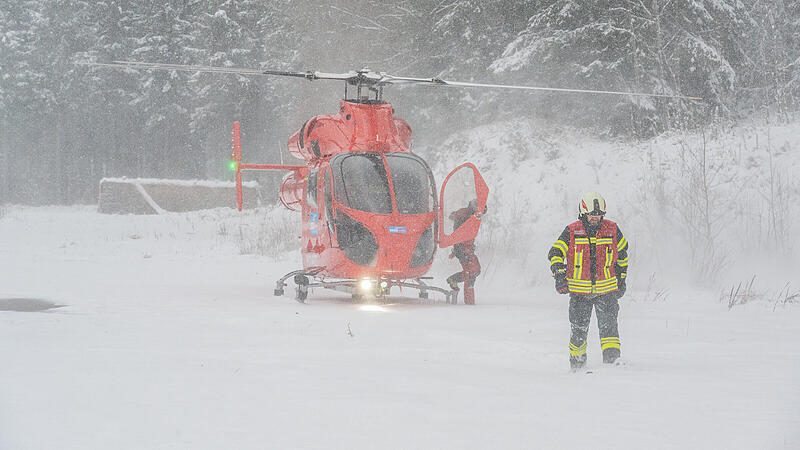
top-left (231, 121), bottom-right (304, 211)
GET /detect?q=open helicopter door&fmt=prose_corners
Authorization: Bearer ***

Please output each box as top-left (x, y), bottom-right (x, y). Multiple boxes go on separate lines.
top-left (437, 163), bottom-right (489, 248)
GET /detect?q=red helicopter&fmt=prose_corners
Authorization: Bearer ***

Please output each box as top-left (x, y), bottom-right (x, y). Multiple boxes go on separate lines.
top-left (85, 61), bottom-right (701, 303)
top-left (228, 69), bottom-right (491, 303)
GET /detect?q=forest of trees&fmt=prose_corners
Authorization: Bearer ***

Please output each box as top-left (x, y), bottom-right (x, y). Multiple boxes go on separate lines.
top-left (1, 0), bottom-right (798, 204)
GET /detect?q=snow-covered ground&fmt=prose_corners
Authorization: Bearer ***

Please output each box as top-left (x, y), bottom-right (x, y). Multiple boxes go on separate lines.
top-left (0, 207), bottom-right (797, 449)
top-left (1, 120), bottom-right (799, 449)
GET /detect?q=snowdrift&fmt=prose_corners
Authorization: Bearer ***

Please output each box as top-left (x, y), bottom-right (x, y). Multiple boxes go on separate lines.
top-left (425, 119), bottom-right (800, 294)
top-left (97, 177), bottom-right (262, 214)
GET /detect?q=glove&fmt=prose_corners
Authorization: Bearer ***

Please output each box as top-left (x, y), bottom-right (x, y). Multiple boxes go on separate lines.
top-left (616, 276), bottom-right (627, 299)
top-left (554, 270), bottom-right (568, 295)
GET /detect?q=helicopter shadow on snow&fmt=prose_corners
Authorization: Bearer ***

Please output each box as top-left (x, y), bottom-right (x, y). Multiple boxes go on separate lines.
top-left (289, 291), bottom-right (456, 309)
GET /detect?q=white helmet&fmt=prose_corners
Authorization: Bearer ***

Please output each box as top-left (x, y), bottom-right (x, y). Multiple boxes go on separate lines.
top-left (578, 192), bottom-right (606, 217)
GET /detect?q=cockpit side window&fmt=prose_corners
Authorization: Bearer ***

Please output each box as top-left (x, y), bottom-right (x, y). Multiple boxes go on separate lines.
top-left (306, 170), bottom-right (318, 209)
top-left (386, 153), bottom-right (435, 214)
top-left (332, 154), bottom-right (392, 214)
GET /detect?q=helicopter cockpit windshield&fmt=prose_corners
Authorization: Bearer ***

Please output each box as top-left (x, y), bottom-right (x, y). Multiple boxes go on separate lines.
top-left (331, 153), bottom-right (435, 214)
top-left (385, 153), bottom-right (435, 214)
top-left (332, 154), bottom-right (392, 213)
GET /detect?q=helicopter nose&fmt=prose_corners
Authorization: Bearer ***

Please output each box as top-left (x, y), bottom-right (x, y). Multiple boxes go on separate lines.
top-left (377, 216), bottom-right (434, 272)
top-left (382, 231), bottom-right (414, 272)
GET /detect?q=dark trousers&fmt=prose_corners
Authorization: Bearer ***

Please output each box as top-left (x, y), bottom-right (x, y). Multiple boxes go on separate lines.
top-left (569, 293), bottom-right (621, 363)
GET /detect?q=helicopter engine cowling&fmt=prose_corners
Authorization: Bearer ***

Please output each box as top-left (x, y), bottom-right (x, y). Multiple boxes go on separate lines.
top-left (278, 172), bottom-right (304, 212)
top-left (287, 115), bottom-right (346, 161)
top-left (287, 100), bottom-right (413, 162)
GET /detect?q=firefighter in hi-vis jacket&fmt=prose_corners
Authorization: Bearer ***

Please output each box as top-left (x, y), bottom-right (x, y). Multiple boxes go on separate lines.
top-left (446, 199), bottom-right (483, 305)
top-left (548, 192), bottom-right (629, 371)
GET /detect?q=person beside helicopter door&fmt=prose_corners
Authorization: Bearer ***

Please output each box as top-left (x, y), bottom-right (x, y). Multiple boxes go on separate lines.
top-left (547, 192), bottom-right (629, 371)
top-left (446, 200), bottom-right (482, 305)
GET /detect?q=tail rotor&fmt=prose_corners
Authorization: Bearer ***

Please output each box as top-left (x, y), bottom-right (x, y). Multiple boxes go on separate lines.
top-left (231, 121), bottom-right (243, 211)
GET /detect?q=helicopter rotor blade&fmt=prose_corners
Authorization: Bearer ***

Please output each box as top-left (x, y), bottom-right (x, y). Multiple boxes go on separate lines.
top-left (84, 61), bottom-right (389, 87)
top-left (83, 61), bottom-right (271, 76)
top-left (80, 61), bottom-right (358, 82)
top-left (78, 60), bottom-right (702, 101)
top-left (379, 75), bottom-right (703, 101)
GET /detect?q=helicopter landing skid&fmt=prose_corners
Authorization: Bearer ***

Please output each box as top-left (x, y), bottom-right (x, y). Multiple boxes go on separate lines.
top-left (392, 279), bottom-right (458, 304)
top-left (274, 267), bottom-right (325, 303)
top-left (273, 270), bottom-right (459, 304)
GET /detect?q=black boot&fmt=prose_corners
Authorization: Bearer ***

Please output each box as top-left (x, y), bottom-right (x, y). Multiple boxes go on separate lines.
top-left (446, 275), bottom-right (460, 291)
top-left (603, 348), bottom-right (621, 364)
top-left (570, 354), bottom-right (587, 371)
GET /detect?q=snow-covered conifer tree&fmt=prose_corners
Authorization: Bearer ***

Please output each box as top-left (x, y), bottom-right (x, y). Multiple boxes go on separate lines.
top-left (490, 0), bottom-right (755, 135)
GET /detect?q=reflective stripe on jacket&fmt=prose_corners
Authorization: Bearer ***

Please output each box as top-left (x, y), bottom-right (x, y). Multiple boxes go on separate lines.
top-left (549, 219), bottom-right (628, 295)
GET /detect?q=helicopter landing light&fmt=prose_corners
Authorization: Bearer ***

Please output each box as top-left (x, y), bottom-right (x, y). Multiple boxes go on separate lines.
top-left (358, 278), bottom-right (374, 292)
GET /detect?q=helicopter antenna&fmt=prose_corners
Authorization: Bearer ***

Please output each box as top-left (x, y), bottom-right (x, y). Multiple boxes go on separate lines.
top-left (79, 60), bottom-right (702, 101)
